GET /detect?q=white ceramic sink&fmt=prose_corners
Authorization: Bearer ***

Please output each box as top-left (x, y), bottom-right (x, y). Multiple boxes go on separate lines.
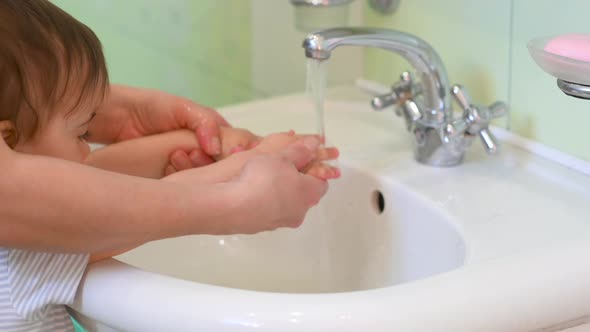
top-left (115, 166), bottom-right (465, 294)
top-left (71, 87), bottom-right (590, 332)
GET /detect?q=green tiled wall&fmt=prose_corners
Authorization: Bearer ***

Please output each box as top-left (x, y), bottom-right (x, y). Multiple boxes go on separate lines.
top-left (50, 1), bottom-right (590, 160)
top-left (51, 0), bottom-right (254, 107)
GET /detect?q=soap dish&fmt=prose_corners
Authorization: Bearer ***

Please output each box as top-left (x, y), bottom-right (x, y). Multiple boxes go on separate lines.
top-left (528, 36), bottom-right (590, 86)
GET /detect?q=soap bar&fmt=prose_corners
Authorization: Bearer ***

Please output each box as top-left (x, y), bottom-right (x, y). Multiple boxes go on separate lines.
top-left (544, 33), bottom-right (590, 62)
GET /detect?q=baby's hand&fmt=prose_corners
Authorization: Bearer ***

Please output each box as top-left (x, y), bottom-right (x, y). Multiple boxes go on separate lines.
top-left (165, 127), bottom-right (259, 176)
top-left (218, 127), bottom-right (260, 159)
top-left (217, 127), bottom-right (339, 180)
top-left (253, 131), bottom-right (340, 180)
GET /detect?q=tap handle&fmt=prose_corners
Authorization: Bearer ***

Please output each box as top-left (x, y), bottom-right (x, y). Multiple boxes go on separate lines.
top-left (402, 99), bottom-right (422, 122)
top-left (477, 102), bottom-right (507, 154)
top-left (479, 128), bottom-right (498, 154)
top-left (451, 84), bottom-right (472, 112)
top-left (451, 85), bottom-right (509, 121)
top-left (448, 84), bottom-right (508, 154)
top-left (399, 99), bottom-right (423, 131)
top-left (370, 71), bottom-right (414, 111)
top-left (488, 101), bottom-right (508, 119)
top-left (371, 94), bottom-right (397, 110)
top-left (441, 118), bottom-right (468, 144)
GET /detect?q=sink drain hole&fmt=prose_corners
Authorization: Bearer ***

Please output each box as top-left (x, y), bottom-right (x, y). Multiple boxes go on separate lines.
top-left (371, 190), bottom-right (385, 215)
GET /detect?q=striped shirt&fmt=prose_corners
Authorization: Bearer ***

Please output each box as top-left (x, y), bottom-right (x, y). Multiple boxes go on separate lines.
top-left (0, 248), bottom-right (88, 331)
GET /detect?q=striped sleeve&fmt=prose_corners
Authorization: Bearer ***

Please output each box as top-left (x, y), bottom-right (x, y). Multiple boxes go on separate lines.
top-left (6, 249), bottom-right (89, 321)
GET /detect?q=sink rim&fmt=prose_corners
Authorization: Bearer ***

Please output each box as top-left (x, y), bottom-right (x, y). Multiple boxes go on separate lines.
top-left (73, 239), bottom-right (590, 332)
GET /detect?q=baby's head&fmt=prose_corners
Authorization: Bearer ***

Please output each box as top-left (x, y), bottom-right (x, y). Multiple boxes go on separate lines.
top-left (0, 0), bottom-right (108, 162)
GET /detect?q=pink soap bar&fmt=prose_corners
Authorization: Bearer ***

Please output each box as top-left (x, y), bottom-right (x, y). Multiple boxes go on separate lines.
top-left (545, 33), bottom-right (590, 62)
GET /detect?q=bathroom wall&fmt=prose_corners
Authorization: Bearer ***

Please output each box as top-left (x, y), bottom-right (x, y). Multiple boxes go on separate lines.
top-left (250, 0), bottom-right (363, 97)
top-left (51, 0), bottom-right (254, 107)
top-left (45, 1), bottom-right (590, 159)
top-left (51, 0), bottom-right (362, 108)
top-left (364, 0), bottom-right (590, 161)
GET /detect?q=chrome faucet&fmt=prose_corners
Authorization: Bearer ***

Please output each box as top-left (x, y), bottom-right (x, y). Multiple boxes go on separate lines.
top-left (303, 27), bottom-right (508, 167)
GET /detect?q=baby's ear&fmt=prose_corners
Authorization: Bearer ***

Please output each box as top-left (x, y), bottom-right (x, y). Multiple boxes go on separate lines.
top-left (0, 120), bottom-right (18, 149)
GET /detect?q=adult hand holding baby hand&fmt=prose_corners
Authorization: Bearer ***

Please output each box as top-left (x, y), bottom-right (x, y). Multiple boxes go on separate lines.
top-left (93, 85), bottom-right (339, 179)
top-left (229, 136), bottom-right (329, 233)
top-left (160, 133), bottom-right (338, 233)
top-left (91, 84), bottom-right (229, 168)
top-left (252, 131), bottom-right (340, 180)
top-left (92, 85), bottom-right (338, 233)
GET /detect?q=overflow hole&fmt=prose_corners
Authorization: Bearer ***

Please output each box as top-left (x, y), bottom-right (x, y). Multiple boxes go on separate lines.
top-left (371, 190), bottom-right (385, 215)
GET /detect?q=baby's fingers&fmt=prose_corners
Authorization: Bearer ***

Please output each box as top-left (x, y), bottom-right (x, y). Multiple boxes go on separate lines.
top-left (288, 132), bottom-right (338, 162)
top-left (164, 164), bottom-right (178, 176)
top-left (316, 147), bottom-right (339, 161)
top-left (306, 163), bottom-right (341, 180)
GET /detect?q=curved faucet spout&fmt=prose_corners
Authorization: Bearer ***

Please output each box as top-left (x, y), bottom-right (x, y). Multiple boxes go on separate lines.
top-left (303, 27), bottom-right (450, 120)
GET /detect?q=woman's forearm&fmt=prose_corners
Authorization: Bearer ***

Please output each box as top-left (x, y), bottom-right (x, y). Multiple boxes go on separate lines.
top-left (0, 145), bottom-right (242, 253)
top-left (89, 245), bottom-right (139, 264)
top-left (85, 130), bottom-right (199, 178)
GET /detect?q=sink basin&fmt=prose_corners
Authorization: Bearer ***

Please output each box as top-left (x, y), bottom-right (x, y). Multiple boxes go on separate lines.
top-left (71, 87), bottom-right (590, 332)
top-left (116, 166), bottom-right (465, 293)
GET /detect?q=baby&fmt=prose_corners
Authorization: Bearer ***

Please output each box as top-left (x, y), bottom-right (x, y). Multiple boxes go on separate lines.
top-left (0, 1), bottom-right (338, 331)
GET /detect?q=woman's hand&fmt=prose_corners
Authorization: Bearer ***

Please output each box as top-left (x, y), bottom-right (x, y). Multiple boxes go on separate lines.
top-left (163, 128), bottom-right (340, 179)
top-left (228, 137), bottom-right (330, 233)
top-left (90, 84), bottom-right (229, 168)
top-left (164, 127), bottom-right (260, 176)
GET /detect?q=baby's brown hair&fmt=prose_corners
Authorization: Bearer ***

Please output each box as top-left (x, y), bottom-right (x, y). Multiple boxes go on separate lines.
top-left (0, 0), bottom-right (109, 148)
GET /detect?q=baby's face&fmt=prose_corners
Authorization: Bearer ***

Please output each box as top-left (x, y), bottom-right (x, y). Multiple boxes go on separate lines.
top-left (15, 93), bottom-right (103, 163)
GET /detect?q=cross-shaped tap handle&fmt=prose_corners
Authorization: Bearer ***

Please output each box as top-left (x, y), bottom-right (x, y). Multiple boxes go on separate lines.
top-left (449, 85), bottom-right (508, 154)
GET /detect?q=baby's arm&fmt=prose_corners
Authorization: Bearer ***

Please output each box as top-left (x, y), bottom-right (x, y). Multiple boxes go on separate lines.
top-left (164, 132), bottom-right (340, 184)
top-left (85, 130), bottom-right (203, 178)
top-left (85, 127), bottom-right (260, 178)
